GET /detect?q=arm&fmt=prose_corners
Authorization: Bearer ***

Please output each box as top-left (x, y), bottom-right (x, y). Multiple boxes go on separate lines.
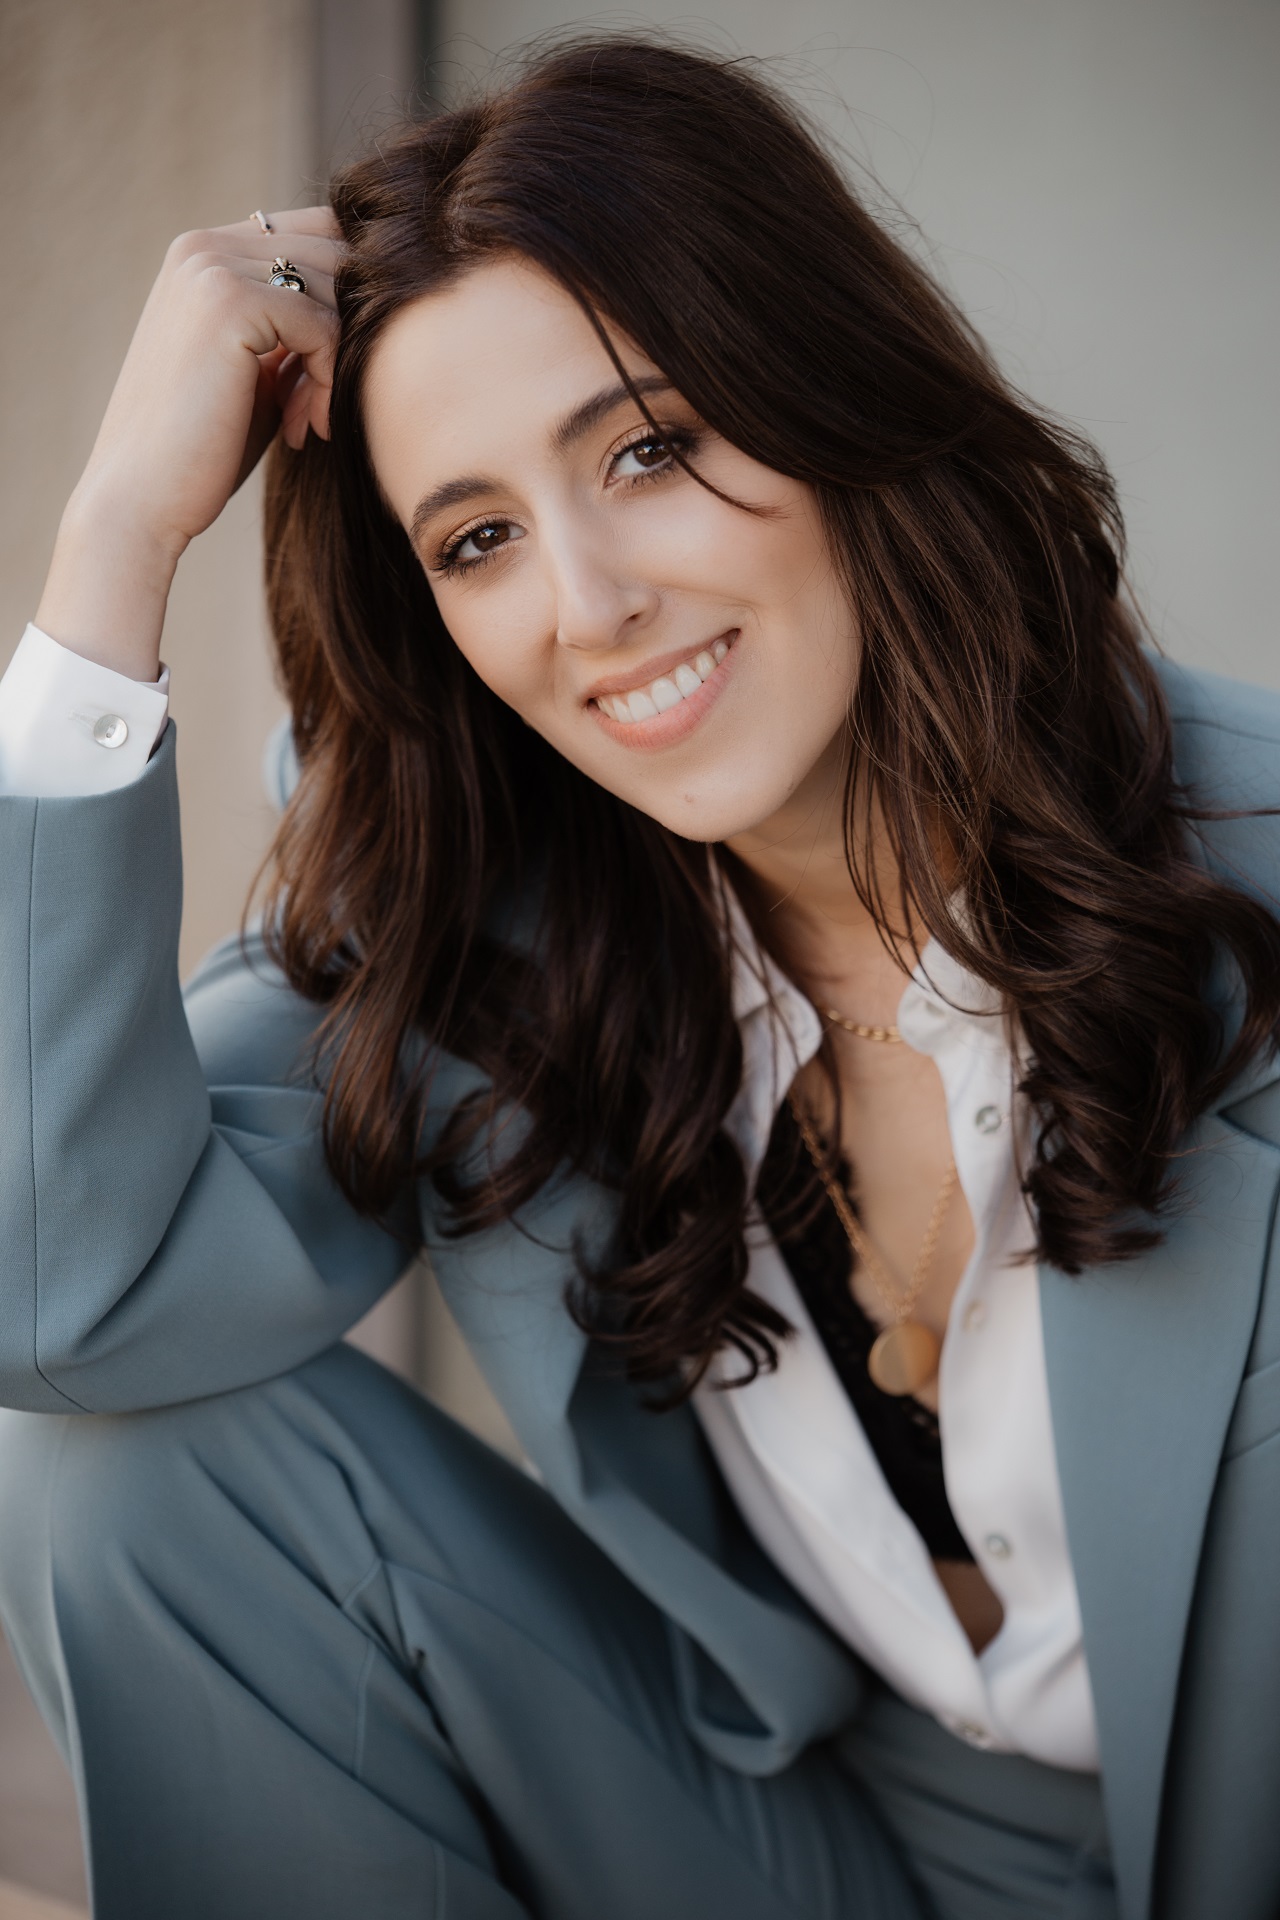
top-left (0, 205), bottom-right (414, 1411)
top-left (35, 209), bottom-right (339, 682)
top-left (0, 730), bottom-right (413, 1413)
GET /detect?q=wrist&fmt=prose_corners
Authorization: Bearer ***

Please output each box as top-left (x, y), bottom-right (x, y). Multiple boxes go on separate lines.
top-left (36, 480), bottom-right (187, 681)
top-left (60, 473), bottom-right (190, 589)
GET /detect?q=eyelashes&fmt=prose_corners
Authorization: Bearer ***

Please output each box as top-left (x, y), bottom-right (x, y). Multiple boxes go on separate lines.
top-left (432, 426), bottom-right (700, 578)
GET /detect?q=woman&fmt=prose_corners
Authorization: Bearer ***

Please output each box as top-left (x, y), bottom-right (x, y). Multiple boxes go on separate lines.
top-left (0, 36), bottom-right (1278, 1920)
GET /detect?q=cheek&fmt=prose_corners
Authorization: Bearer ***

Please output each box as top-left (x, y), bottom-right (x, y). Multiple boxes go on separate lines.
top-left (433, 586), bottom-right (550, 716)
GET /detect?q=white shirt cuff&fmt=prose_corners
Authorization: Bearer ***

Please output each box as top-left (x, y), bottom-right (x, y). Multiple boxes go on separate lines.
top-left (0, 623), bottom-right (170, 799)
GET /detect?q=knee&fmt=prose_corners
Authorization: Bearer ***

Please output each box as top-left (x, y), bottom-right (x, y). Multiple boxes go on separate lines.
top-left (0, 1401), bottom-right (231, 1753)
top-left (0, 1347), bottom-right (545, 1682)
top-left (0, 1390), bottom-right (252, 1614)
top-left (0, 1407), bottom-right (74, 1645)
top-left (0, 1363), bottom-right (381, 1633)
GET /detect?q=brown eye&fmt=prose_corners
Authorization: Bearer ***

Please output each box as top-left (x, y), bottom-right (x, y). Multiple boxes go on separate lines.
top-left (611, 429), bottom-right (692, 484)
top-left (439, 518), bottom-right (525, 573)
top-left (470, 523), bottom-right (509, 551)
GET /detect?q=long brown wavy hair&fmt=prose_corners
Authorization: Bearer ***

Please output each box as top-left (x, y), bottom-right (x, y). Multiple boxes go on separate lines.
top-left (263, 35), bottom-right (1280, 1395)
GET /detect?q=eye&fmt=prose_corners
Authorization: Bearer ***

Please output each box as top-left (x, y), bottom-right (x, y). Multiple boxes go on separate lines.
top-left (439, 519), bottom-right (524, 573)
top-left (460, 521), bottom-right (512, 557)
top-left (612, 434), bottom-right (676, 478)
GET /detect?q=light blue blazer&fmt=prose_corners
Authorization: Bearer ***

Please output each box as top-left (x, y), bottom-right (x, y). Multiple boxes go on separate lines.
top-left (1, 655), bottom-right (1279, 1920)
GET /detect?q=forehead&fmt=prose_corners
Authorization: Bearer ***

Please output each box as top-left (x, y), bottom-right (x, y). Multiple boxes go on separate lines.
top-left (362, 256), bottom-right (650, 484)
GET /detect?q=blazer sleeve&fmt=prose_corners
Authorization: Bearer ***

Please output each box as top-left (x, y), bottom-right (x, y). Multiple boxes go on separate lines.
top-left (0, 727), bottom-right (414, 1414)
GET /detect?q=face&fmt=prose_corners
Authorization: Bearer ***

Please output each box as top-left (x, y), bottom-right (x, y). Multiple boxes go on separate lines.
top-left (363, 255), bottom-right (857, 845)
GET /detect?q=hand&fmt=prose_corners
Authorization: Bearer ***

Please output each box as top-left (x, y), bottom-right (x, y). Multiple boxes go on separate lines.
top-left (36, 208), bottom-right (341, 679)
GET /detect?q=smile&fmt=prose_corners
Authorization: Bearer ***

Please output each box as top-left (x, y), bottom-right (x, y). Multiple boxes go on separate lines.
top-left (592, 636), bottom-right (732, 726)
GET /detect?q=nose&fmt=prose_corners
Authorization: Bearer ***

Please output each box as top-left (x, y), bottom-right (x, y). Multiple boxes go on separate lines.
top-left (543, 519), bottom-right (659, 654)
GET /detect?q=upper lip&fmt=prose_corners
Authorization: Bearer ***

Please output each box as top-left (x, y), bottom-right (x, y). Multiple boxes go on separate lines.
top-left (581, 631), bottom-right (734, 704)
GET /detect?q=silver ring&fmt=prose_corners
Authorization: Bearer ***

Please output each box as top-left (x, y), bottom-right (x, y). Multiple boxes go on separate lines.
top-left (267, 255), bottom-right (307, 295)
top-left (250, 209), bottom-right (273, 234)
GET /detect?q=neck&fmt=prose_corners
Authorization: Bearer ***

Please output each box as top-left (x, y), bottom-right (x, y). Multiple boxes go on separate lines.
top-left (722, 735), bottom-right (920, 1027)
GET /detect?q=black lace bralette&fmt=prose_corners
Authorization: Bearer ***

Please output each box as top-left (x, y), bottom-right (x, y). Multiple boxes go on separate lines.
top-left (754, 1099), bottom-right (974, 1565)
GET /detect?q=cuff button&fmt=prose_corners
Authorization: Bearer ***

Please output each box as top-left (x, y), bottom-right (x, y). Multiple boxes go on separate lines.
top-left (92, 713), bottom-right (129, 750)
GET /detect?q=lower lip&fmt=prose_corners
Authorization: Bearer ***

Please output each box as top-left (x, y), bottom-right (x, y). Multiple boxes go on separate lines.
top-left (587, 632), bottom-right (740, 752)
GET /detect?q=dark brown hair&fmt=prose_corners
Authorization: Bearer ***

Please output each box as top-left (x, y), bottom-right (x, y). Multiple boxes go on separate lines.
top-left (263, 35), bottom-right (1280, 1395)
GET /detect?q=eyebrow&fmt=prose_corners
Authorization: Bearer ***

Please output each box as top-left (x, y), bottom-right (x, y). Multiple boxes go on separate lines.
top-left (552, 372), bottom-right (675, 453)
top-left (407, 374), bottom-right (678, 553)
top-left (409, 476), bottom-right (496, 552)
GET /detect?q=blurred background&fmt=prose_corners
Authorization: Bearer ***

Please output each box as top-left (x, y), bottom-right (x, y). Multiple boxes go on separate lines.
top-left (0, 0), bottom-right (1276, 1911)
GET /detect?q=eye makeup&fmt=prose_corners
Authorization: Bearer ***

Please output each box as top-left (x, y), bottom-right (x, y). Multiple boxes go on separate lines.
top-left (430, 425), bottom-right (701, 577)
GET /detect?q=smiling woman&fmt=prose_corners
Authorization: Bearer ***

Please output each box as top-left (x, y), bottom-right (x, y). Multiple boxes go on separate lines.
top-left (4, 32), bottom-right (1280, 1920)
top-left (362, 258), bottom-right (852, 814)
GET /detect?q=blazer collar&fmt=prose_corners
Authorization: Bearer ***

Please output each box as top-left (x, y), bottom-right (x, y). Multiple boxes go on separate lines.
top-left (1040, 1107), bottom-right (1280, 1920)
top-left (428, 1167), bottom-right (864, 1773)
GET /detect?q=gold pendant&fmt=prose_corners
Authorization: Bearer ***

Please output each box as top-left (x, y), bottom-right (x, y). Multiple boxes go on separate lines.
top-left (867, 1320), bottom-right (941, 1396)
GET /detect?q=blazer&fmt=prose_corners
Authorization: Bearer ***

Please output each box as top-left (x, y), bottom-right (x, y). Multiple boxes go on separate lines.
top-left (1, 653), bottom-right (1279, 1920)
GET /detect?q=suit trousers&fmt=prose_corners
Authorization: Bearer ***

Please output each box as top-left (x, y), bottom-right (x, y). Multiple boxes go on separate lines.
top-left (0, 1344), bottom-right (1116, 1920)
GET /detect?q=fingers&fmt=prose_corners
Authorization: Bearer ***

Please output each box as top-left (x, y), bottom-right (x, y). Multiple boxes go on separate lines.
top-left (280, 368), bottom-right (319, 450)
top-left (162, 207), bottom-right (343, 460)
top-left (260, 280), bottom-right (339, 371)
top-left (233, 231), bottom-right (342, 271)
top-left (277, 355), bottom-right (334, 450)
top-left (167, 226), bottom-right (343, 309)
top-left (250, 205), bottom-right (341, 241)
top-left (217, 239), bottom-right (342, 302)
top-left (259, 299), bottom-right (334, 446)
top-left (176, 246), bottom-right (339, 321)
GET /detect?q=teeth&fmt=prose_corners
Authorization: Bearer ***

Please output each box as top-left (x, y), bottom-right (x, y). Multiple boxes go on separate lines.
top-left (597, 637), bottom-right (732, 726)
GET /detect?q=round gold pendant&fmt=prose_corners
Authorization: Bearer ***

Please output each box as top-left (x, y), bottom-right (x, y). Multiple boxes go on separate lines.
top-left (867, 1320), bottom-right (941, 1396)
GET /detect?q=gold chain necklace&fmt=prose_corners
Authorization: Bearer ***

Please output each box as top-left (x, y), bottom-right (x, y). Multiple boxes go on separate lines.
top-left (788, 1095), bottom-right (957, 1397)
top-left (822, 1005), bottom-right (903, 1044)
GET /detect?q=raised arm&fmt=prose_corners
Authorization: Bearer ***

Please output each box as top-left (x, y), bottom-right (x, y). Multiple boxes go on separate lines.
top-left (36, 209), bottom-right (339, 682)
top-left (0, 211), bottom-right (412, 1412)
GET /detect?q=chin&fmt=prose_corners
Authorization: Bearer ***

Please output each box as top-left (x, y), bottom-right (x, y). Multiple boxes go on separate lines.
top-left (625, 771), bottom-right (804, 845)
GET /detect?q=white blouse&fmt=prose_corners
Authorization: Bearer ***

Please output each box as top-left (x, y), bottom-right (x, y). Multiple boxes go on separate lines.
top-left (696, 899), bottom-right (1098, 1769)
top-left (0, 620), bottom-right (1099, 1770)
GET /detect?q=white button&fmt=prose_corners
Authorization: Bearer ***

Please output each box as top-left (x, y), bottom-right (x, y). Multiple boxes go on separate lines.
top-left (974, 1105), bottom-right (1003, 1135)
top-left (984, 1533), bottom-right (1012, 1560)
top-left (92, 713), bottom-right (129, 750)
top-left (963, 1301), bottom-right (987, 1333)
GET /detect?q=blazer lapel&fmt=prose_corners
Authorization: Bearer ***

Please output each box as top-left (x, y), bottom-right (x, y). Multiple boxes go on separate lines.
top-left (429, 1167), bottom-right (863, 1774)
top-left (425, 1168), bottom-right (603, 1490)
top-left (1040, 1105), bottom-right (1280, 1920)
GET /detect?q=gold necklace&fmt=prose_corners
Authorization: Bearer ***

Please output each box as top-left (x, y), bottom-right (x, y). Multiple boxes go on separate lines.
top-left (822, 1005), bottom-right (903, 1044)
top-left (788, 1095), bottom-right (957, 1397)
